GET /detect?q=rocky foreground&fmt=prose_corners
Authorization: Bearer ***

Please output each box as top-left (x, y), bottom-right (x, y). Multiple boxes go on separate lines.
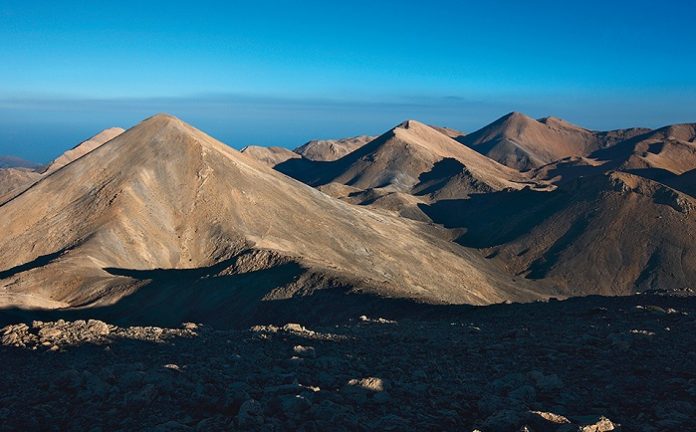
top-left (1, 295), bottom-right (695, 432)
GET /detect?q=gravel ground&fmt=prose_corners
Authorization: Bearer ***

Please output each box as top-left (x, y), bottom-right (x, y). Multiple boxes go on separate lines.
top-left (1, 295), bottom-right (695, 431)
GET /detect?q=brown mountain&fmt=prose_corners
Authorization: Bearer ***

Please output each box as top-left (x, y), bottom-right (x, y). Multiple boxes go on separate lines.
top-left (0, 127), bottom-right (124, 205)
top-left (461, 112), bottom-right (648, 171)
top-left (430, 125), bottom-right (466, 141)
top-left (291, 120), bottom-right (532, 197)
top-left (294, 135), bottom-right (374, 161)
top-left (40, 127), bottom-right (124, 174)
top-left (3, 112), bottom-right (695, 327)
top-left (592, 123), bottom-right (696, 180)
top-left (423, 171), bottom-right (696, 296)
top-left (240, 145), bottom-right (300, 167)
top-left (0, 168), bottom-right (42, 202)
top-left (0, 114), bottom-right (545, 325)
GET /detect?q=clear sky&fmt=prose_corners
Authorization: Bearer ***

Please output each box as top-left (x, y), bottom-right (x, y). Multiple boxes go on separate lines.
top-left (1, 0), bottom-right (695, 162)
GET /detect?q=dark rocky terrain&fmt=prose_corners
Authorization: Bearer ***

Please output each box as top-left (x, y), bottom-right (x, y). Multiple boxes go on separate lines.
top-left (2, 295), bottom-right (695, 431)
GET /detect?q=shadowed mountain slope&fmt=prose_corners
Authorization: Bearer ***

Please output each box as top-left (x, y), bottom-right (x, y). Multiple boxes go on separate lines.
top-left (592, 123), bottom-right (696, 181)
top-left (422, 171), bottom-right (696, 297)
top-left (664, 168), bottom-right (696, 198)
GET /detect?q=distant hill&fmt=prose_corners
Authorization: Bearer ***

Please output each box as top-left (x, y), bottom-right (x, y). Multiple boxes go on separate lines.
top-left (0, 127), bottom-right (124, 204)
top-left (294, 135), bottom-right (374, 161)
top-left (240, 145), bottom-right (300, 167)
top-left (592, 123), bottom-right (696, 180)
top-left (0, 155), bottom-right (40, 169)
top-left (460, 112), bottom-right (648, 171)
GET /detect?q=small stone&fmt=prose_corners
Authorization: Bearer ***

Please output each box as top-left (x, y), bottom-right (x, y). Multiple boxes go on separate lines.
top-left (38, 326), bottom-right (62, 340)
top-left (292, 345), bottom-right (316, 358)
top-left (87, 319), bottom-right (110, 336)
top-left (574, 416), bottom-right (619, 432)
top-left (529, 411), bottom-right (571, 431)
top-left (347, 377), bottom-right (386, 392)
top-left (644, 305), bottom-right (667, 314)
top-left (182, 322), bottom-right (198, 330)
top-left (31, 320), bottom-right (43, 329)
top-left (282, 323), bottom-right (306, 332)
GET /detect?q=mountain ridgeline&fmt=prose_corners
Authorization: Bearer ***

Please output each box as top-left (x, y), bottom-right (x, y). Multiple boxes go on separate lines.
top-left (1, 112), bottom-right (695, 327)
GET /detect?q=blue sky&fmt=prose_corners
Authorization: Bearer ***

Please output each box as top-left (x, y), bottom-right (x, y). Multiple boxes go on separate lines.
top-left (1, 0), bottom-right (695, 162)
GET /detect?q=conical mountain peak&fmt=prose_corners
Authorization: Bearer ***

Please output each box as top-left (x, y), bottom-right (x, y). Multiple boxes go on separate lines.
top-left (396, 119), bottom-right (428, 130)
top-left (499, 111), bottom-right (534, 124)
top-left (462, 112), bottom-right (601, 170)
top-left (142, 112), bottom-right (184, 124)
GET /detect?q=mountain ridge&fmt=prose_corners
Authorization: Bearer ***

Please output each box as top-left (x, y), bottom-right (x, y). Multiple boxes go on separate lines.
top-left (0, 114), bottom-right (545, 323)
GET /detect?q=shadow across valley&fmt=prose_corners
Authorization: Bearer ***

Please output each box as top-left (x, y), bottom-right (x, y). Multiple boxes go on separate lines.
top-left (0, 254), bottom-right (477, 329)
top-left (411, 158), bottom-right (468, 196)
top-left (418, 187), bottom-right (572, 248)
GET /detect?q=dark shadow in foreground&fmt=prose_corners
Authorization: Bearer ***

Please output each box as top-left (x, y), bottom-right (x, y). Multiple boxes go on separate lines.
top-left (0, 257), bottom-right (470, 329)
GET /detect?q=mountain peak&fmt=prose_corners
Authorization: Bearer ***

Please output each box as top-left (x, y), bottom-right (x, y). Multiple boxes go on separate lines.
top-left (538, 116), bottom-right (586, 131)
top-left (144, 112), bottom-right (182, 123)
top-left (396, 119), bottom-right (428, 130)
top-left (461, 112), bottom-right (600, 170)
top-left (294, 135), bottom-right (375, 161)
top-left (135, 113), bottom-right (192, 133)
top-left (490, 111), bottom-right (539, 130)
top-left (538, 115), bottom-right (563, 123)
top-left (501, 111), bottom-right (533, 122)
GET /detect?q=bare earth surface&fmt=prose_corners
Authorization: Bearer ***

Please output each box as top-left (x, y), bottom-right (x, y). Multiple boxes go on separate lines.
top-left (2, 295), bottom-right (695, 432)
